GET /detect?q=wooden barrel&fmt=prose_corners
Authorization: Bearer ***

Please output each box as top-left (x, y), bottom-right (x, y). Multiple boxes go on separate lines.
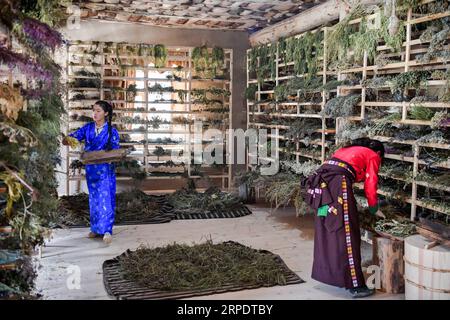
top-left (404, 235), bottom-right (450, 300)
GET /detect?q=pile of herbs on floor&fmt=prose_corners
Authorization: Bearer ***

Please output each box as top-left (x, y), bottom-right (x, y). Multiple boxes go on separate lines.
top-left (167, 184), bottom-right (246, 215)
top-left (117, 240), bottom-right (289, 291)
top-left (55, 189), bottom-right (164, 227)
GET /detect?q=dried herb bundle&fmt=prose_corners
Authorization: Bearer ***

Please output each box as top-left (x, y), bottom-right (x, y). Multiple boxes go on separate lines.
top-left (375, 219), bottom-right (417, 238)
top-left (168, 187), bottom-right (244, 215)
top-left (55, 189), bottom-right (163, 227)
top-left (321, 95), bottom-right (360, 118)
top-left (118, 241), bottom-right (288, 290)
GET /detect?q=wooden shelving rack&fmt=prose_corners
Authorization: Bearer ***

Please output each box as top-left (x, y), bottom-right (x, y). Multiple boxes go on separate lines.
top-left (246, 0), bottom-right (450, 227)
top-left (246, 26), bottom-right (335, 172)
top-left (65, 42), bottom-right (233, 194)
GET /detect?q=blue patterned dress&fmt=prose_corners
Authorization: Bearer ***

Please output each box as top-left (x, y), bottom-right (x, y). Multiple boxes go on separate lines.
top-left (69, 122), bottom-right (120, 235)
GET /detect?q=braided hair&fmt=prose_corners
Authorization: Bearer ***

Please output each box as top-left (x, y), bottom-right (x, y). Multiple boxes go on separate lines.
top-left (347, 137), bottom-right (385, 159)
top-left (94, 100), bottom-right (114, 151)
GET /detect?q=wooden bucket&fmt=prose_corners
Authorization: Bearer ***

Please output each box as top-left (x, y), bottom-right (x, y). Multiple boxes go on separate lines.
top-left (404, 235), bottom-right (450, 300)
top-left (80, 148), bottom-right (130, 165)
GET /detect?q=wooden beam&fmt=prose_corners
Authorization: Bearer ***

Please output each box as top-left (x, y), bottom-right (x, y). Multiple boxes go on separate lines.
top-left (249, 0), bottom-right (383, 46)
top-left (79, 2), bottom-right (268, 22)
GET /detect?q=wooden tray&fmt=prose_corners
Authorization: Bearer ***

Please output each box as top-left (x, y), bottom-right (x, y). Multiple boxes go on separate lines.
top-left (416, 225), bottom-right (450, 248)
top-left (80, 148), bottom-right (130, 164)
top-left (418, 216), bottom-right (450, 240)
top-left (374, 230), bottom-right (407, 242)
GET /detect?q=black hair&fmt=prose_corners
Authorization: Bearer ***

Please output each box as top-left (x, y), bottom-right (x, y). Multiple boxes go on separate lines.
top-left (347, 137), bottom-right (385, 158)
top-left (94, 100), bottom-right (113, 150)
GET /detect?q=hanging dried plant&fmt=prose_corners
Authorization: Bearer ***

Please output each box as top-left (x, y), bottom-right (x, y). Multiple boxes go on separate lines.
top-left (14, 17), bottom-right (63, 51)
top-left (0, 120), bottom-right (38, 147)
top-left (0, 171), bottom-right (23, 218)
top-left (153, 44), bottom-right (167, 68)
top-left (0, 46), bottom-right (52, 84)
top-left (0, 84), bottom-right (24, 121)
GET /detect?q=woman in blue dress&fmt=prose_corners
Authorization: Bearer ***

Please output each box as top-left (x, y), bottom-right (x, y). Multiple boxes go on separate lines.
top-left (63, 100), bottom-right (120, 244)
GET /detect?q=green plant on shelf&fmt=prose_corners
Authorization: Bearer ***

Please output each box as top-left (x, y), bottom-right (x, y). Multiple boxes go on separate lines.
top-left (418, 22), bottom-right (450, 64)
top-left (175, 89), bottom-right (187, 102)
top-left (154, 44), bottom-right (168, 68)
top-left (126, 84), bottom-right (137, 102)
top-left (151, 146), bottom-right (171, 161)
top-left (69, 159), bottom-right (84, 175)
top-left (326, 4), bottom-right (365, 67)
top-left (248, 43), bottom-right (277, 85)
top-left (349, 17), bottom-right (379, 63)
top-left (73, 70), bottom-right (101, 78)
top-left (283, 118), bottom-right (322, 143)
top-left (430, 111), bottom-right (449, 129)
top-left (171, 116), bottom-right (191, 125)
top-left (379, 12), bottom-right (406, 53)
top-left (290, 31), bottom-right (323, 80)
top-left (274, 77), bottom-right (322, 102)
top-left (389, 70), bottom-right (430, 97)
top-left (116, 159), bottom-right (146, 180)
top-left (419, 198), bottom-right (450, 215)
top-left (245, 84), bottom-right (258, 102)
top-left (148, 83), bottom-right (174, 93)
top-left (69, 78), bottom-right (101, 89)
top-left (374, 52), bottom-right (396, 68)
top-left (70, 93), bottom-right (86, 101)
top-left (166, 74), bottom-right (182, 81)
top-left (320, 79), bottom-right (351, 92)
top-left (70, 114), bottom-right (93, 123)
top-left (211, 47), bottom-right (225, 77)
top-left (409, 104), bottom-right (436, 120)
top-left (416, 169), bottom-right (450, 187)
top-left (192, 46), bottom-right (226, 79)
top-left (321, 95), bottom-right (360, 118)
top-left (415, 130), bottom-right (448, 145)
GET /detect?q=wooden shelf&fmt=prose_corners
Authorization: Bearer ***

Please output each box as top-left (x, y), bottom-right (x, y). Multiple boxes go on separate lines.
top-left (66, 43), bottom-right (233, 193)
top-left (246, 4), bottom-right (450, 223)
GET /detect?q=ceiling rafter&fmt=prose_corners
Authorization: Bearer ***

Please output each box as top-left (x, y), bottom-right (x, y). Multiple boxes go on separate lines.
top-left (74, 0), bottom-right (324, 31)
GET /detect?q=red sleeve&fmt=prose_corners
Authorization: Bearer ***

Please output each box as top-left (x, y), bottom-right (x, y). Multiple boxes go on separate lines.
top-left (364, 155), bottom-right (380, 207)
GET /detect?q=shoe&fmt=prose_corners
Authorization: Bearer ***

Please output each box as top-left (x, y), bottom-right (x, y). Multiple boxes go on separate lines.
top-left (348, 285), bottom-right (375, 298)
top-left (103, 232), bottom-right (112, 244)
top-left (88, 231), bottom-right (97, 238)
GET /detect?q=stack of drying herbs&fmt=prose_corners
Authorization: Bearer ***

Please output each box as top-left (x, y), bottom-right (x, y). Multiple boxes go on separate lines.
top-left (167, 186), bottom-right (244, 215)
top-left (116, 160), bottom-right (146, 180)
top-left (416, 169), bottom-right (450, 187)
top-left (359, 205), bottom-right (404, 233)
top-left (321, 95), bottom-right (360, 118)
top-left (254, 160), bottom-right (319, 216)
top-left (375, 219), bottom-right (417, 238)
top-left (118, 240), bottom-right (289, 290)
top-left (191, 46), bottom-right (226, 79)
top-left (55, 189), bottom-right (164, 227)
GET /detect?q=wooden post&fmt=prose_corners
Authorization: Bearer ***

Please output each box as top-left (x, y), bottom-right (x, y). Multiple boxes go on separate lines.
top-left (373, 236), bottom-right (405, 294)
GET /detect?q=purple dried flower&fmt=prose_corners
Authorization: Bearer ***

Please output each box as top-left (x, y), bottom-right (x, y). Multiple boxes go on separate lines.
top-left (22, 18), bottom-right (63, 51)
top-left (20, 88), bottom-right (45, 100)
top-left (0, 46), bottom-right (53, 84)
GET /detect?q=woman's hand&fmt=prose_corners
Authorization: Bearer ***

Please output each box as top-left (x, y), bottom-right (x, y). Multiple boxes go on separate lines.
top-left (375, 209), bottom-right (386, 219)
top-left (62, 136), bottom-right (69, 146)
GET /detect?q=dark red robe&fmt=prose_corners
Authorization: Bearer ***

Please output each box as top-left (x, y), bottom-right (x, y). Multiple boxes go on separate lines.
top-left (303, 147), bottom-right (381, 289)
